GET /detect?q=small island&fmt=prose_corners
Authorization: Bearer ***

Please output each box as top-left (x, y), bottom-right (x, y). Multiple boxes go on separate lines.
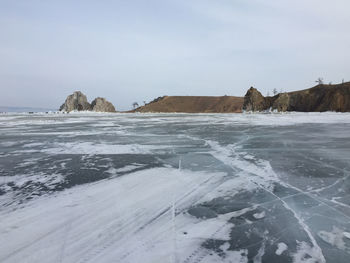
top-left (59, 91), bottom-right (116, 112)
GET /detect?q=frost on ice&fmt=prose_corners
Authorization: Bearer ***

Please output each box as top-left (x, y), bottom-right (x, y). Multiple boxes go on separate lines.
top-left (1, 112), bottom-right (350, 263)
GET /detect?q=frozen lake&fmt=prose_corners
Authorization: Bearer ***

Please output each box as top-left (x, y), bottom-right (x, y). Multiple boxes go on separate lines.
top-left (1, 112), bottom-right (350, 263)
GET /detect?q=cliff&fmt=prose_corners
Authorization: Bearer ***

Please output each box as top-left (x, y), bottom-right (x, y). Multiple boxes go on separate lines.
top-left (243, 82), bottom-right (350, 112)
top-left (135, 96), bottom-right (244, 113)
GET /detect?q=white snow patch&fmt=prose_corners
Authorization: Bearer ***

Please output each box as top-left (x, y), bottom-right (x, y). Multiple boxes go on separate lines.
top-left (253, 211), bottom-right (266, 219)
top-left (0, 167), bottom-right (228, 263)
top-left (105, 164), bottom-right (145, 175)
top-left (243, 154), bottom-right (255, 160)
top-left (39, 142), bottom-right (168, 155)
top-left (23, 142), bottom-right (45, 148)
top-left (318, 226), bottom-right (346, 250)
top-left (116, 164), bottom-right (145, 172)
top-left (0, 173), bottom-right (64, 189)
top-left (275, 242), bottom-right (288, 255)
top-left (343, 232), bottom-right (350, 239)
top-left (15, 158), bottom-right (41, 168)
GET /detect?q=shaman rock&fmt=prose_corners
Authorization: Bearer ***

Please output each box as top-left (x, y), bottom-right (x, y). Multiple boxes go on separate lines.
top-left (59, 91), bottom-right (91, 112)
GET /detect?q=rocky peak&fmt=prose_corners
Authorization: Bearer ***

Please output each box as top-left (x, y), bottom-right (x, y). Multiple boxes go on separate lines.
top-left (243, 87), bottom-right (269, 111)
top-left (91, 97), bottom-right (116, 112)
top-left (59, 92), bottom-right (117, 112)
top-left (59, 91), bottom-right (91, 112)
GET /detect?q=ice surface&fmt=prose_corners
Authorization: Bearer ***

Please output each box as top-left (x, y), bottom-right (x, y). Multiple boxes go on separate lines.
top-left (1, 112), bottom-right (350, 263)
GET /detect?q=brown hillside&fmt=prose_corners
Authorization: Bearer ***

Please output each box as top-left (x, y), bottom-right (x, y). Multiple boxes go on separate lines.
top-left (135, 96), bottom-right (244, 113)
top-left (243, 82), bottom-right (350, 112)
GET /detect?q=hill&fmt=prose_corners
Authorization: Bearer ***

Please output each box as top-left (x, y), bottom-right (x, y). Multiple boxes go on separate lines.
top-left (134, 96), bottom-right (244, 113)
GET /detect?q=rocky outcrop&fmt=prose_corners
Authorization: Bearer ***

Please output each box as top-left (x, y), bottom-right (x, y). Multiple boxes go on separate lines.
top-left (243, 87), bottom-right (272, 111)
top-left (59, 91), bottom-right (116, 112)
top-left (91, 97), bottom-right (116, 112)
top-left (59, 91), bottom-right (91, 112)
top-left (243, 82), bottom-right (350, 112)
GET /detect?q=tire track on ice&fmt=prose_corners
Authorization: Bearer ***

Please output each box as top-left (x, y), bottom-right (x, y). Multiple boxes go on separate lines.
top-left (77, 172), bottom-right (230, 263)
top-left (114, 174), bottom-right (234, 262)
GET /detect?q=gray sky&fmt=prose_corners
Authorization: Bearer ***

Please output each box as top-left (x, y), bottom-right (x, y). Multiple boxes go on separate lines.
top-left (1, 0), bottom-right (349, 110)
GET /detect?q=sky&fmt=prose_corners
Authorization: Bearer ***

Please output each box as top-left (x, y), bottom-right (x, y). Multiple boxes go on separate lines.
top-left (0, 0), bottom-right (349, 111)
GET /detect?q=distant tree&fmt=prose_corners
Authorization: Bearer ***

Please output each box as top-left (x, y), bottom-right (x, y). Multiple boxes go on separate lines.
top-left (132, 102), bottom-right (139, 109)
top-left (342, 79), bottom-right (345, 84)
top-left (315, 78), bottom-right (324, 85)
top-left (143, 101), bottom-right (147, 105)
top-left (272, 88), bottom-right (278, 96)
top-left (329, 82), bottom-right (332, 85)
top-left (267, 91), bottom-right (270, 97)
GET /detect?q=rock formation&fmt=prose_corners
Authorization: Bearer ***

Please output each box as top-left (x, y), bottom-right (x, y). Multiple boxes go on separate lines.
top-left (91, 97), bottom-right (116, 112)
top-left (59, 91), bottom-right (91, 112)
top-left (243, 82), bottom-right (350, 112)
top-left (59, 91), bottom-right (116, 112)
top-left (243, 87), bottom-right (272, 112)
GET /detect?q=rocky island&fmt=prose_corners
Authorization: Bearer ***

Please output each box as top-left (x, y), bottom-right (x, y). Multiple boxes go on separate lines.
top-left (59, 91), bottom-right (116, 112)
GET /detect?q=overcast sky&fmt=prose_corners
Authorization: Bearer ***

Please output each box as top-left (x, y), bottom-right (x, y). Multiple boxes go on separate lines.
top-left (1, 0), bottom-right (349, 110)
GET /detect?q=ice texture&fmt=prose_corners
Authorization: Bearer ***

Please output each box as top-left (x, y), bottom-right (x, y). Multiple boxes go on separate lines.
top-left (1, 112), bottom-right (350, 263)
